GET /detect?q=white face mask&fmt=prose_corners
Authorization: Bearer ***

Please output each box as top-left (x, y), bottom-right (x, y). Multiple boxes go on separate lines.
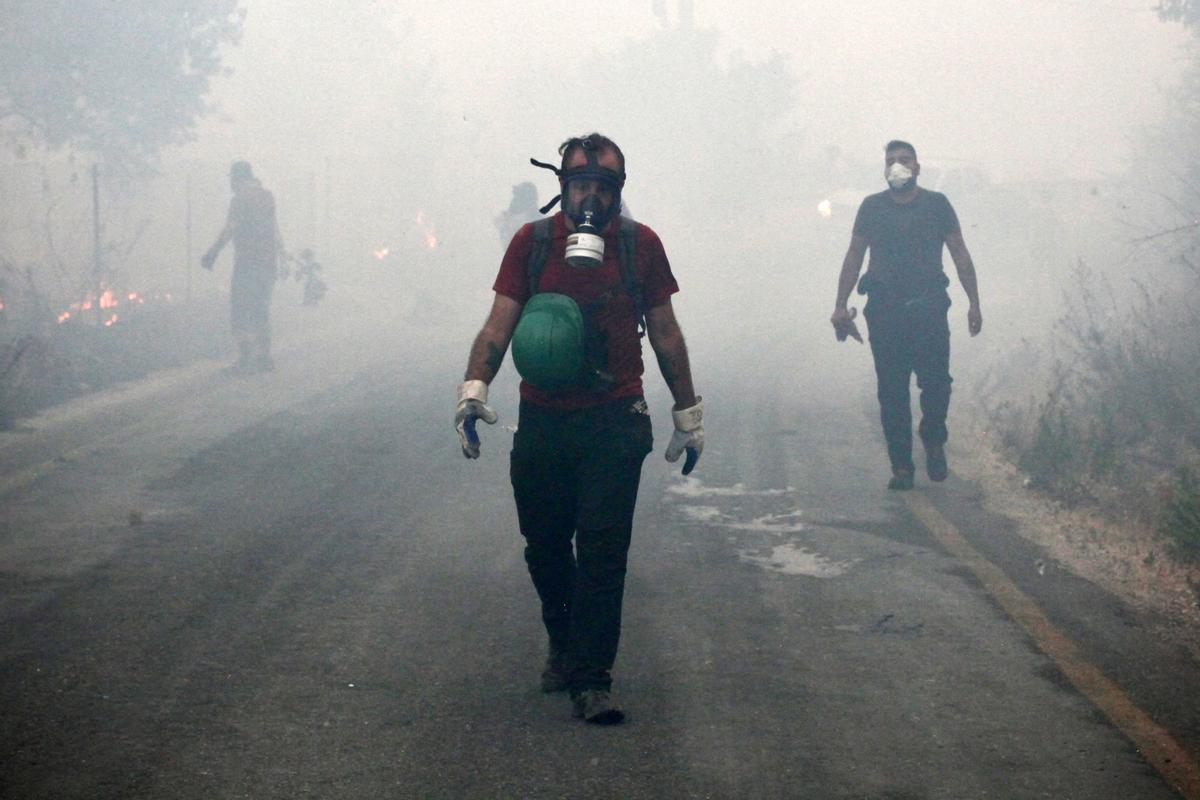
top-left (886, 162), bottom-right (914, 190)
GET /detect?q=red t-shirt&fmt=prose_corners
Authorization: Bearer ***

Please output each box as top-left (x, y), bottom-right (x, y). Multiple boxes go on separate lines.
top-left (493, 212), bottom-right (679, 410)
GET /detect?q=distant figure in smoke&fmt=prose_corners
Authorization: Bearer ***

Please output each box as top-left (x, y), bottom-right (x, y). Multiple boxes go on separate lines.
top-left (494, 182), bottom-right (540, 249)
top-left (201, 161), bottom-right (284, 374)
top-left (831, 140), bottom-right (983, 490)
top-left (293, 249), bottom-right (327, 306)
top-left (456, 133), bottom-right (704, 725)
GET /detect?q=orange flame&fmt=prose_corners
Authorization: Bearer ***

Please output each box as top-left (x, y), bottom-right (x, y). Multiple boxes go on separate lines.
top-left (55, 287), bottom-right (170, 324)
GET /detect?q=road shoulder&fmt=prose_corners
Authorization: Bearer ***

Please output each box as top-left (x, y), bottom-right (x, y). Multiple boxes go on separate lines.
top-left (952, 419), bottom-right (1200, 660)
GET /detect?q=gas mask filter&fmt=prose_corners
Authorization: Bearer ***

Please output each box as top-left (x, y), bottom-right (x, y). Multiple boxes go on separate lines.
top-left (886, 162), bottom-right (914, 191)
top-left (564, 192), bottom-right (607, 268)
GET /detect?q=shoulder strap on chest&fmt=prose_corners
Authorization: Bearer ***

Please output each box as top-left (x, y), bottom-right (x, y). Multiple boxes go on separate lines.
top-left (525, 217), bottom-right (553, 296)
top-left (617, 216), bottom-right (647, 338)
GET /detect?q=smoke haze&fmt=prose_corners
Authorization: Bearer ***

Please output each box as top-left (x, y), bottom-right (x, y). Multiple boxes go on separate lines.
top-left (2, 0), bottom-right (1194, 400)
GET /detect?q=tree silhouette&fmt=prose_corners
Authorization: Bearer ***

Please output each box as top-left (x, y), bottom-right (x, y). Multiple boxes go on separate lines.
top-left (0, 0), bottom-right (243, 166)
top-left (1158, 0), bottom-right (1200, 28)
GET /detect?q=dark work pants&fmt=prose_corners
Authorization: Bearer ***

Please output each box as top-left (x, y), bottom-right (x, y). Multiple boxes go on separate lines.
top-left (509, 398), bottom-right (653, 693)
top-left (230, 262), bottom-right (275, 359)
top-left (865, 297), bottom-right (953, 473)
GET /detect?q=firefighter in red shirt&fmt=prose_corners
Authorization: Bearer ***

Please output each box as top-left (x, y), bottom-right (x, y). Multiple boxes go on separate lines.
top-left (455, 134), bottom-right (704, 724)
top-left (202, 161), bottom-right (284, 374)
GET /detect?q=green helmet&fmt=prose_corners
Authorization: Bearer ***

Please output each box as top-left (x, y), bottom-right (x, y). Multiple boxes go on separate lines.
top-left (511, 293), bottom-right (585, 391)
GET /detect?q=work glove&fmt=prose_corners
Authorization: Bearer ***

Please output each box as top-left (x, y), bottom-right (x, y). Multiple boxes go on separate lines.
top-left (665, 397), bottom-right (704, 475)
top-left (455, 379), bottom-right (498, 459)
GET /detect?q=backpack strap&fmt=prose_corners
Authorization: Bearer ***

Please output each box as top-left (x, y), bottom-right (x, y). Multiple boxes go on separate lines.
top-left (617, 216), bottom-right (647, 338)
top-left (525, 217), bottom-right (553, 297)
top-left (527, 215), bottom-right (645, 337)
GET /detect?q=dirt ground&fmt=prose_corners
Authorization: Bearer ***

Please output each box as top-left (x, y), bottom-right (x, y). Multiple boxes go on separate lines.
top-left (955, 419), bottom-right (1200, 660)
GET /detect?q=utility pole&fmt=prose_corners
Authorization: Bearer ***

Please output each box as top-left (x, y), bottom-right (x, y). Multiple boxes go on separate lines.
top-left (307, 169), bottom-right (316, 251)
top-left (323, 156), bottom-right (331, 254)
top-left (91, 163), bottom-right (102, 322)
top-left (185, 174), bottom-right (193, 303)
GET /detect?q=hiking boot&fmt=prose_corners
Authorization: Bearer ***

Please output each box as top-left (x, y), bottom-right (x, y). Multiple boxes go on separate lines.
top-left (540, 653), bottom-right (570, 694)
top-left (571, 689), bottom-right (625, 725)
top-left (887, 468), bottom-right (914, 491)
top-left (925, 445), bottom-right (948, 482)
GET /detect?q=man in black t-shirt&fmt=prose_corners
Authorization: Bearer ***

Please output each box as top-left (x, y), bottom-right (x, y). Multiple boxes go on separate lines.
top-left (831, 140), bottom-right (983, 490)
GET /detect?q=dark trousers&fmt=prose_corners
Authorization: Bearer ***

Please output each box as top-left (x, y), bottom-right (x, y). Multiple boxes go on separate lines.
top-left (509, 398), bottom-right (653, 692)
top-left (230, 262), bottom-right (275, 359)
top-left (865, 297), bottom-right (953, 473)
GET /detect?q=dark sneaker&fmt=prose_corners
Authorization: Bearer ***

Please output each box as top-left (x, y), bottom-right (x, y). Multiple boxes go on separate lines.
top-left (571, 689), bottom-right (625, 725)
top-left (540, 655), bottom-right (570, 694)
top-left (887, 468), bottom-right (915, 491)
top-left (925, 446), bottom-right (948, 482)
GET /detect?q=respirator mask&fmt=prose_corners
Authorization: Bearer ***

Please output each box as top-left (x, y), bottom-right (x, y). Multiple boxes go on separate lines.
top-left (562, 174), bottom-right (621, 268)
top-left (886, 162), bottom-right (914, 191)
top-left (529, 139), bottom-right (625, 269)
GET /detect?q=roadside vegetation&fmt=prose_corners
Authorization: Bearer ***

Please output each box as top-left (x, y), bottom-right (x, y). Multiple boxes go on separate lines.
top-left (989, 260), bottom-right (1200, 561)
top-left (0, 256), bottom-right (227, 429)
top-left (0, 2), bottom-right (242, 429)
top-left (989, 5), bottom-right (1200, 564)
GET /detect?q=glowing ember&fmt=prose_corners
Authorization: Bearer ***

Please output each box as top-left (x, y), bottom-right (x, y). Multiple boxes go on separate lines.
top-left (373, 247), bottom-right (390, 260)
top-left (54, 287), bottom-right (171, 324)
top-left (817, 199), bottom-right (833, 219)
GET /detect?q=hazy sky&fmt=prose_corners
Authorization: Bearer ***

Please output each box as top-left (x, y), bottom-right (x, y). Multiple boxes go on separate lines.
top-left (193, 0), bottom-right (1192, 183)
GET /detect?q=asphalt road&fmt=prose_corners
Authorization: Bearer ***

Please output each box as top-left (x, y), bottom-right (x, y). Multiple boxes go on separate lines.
top-left (1, 296), bottom-right (1198, 799)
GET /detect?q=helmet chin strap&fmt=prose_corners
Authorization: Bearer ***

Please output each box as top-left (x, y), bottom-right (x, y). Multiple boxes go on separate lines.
top-left (530, 159), bottom-right (563, 213)
top-left (529, 145), bottom-right (626, 217)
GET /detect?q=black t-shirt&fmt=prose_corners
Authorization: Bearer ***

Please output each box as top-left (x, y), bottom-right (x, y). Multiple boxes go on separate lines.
top-left (853, 188), bottom-right (959, 302)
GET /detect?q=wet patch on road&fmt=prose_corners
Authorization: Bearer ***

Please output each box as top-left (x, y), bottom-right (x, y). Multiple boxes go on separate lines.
top-left (665, 475), bottom-right (860, 579)
top-left (737, 543), bottom-right (855, 577)
top-left (674, 504), bottom-right (806, 534)
top-left (666, 476), bottom-right (794, 499)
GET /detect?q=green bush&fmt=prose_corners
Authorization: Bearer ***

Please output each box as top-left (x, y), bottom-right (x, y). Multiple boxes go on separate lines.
top-left (1018, 400), bottom-right (1083, 498)
top-left (993, 256), bottom-right (1200, 530)
top-left (1160, 469), bottom-right (1200, 562)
